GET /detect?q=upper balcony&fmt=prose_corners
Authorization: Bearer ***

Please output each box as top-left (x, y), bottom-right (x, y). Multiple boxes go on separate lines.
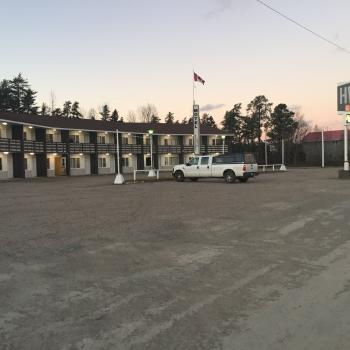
top-left (0, 138), bottom-right (21, 153)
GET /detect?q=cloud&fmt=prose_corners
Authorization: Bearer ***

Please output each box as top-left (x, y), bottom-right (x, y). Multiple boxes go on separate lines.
top-left (200, 103), bottom-right (225, 112)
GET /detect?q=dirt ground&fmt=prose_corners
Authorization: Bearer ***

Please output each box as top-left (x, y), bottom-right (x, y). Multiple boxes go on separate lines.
top-left (1, 168), bottom-right (350, 350)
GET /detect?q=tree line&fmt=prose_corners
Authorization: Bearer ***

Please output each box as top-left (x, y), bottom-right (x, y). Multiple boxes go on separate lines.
top-left (0, 74), bottom-right (310, 148)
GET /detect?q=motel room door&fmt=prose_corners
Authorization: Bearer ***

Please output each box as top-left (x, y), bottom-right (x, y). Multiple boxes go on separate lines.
top-left (54, 156), bottom-right (66, 176)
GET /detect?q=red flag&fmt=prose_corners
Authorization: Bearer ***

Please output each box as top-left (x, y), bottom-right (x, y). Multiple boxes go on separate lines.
top-left (194, 72), bottom-right (205, 85)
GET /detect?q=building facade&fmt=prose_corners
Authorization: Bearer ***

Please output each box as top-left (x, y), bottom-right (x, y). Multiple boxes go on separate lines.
top-left (0, 112), bottom-right (228, 180)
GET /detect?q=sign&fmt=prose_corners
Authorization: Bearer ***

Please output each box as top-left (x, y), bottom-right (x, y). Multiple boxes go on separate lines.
top-left (337, 82), bottom-right (350, 113)
top-left (193, 104), bottom-right (200, 155)
top-left (346, 113), bottom-right (350, 124)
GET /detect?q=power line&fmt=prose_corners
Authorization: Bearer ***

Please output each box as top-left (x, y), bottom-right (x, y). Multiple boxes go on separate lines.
top-left (255, 0), bottom-right (350, 55)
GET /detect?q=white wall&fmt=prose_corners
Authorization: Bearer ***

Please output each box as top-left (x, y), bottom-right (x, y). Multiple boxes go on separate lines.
top-left (25, 154), bottom-right (37, 178)
top-left (23, 127), bottom-right (35, 141)
top-left (0, 124), bottom-right (12, 139)
top-left (159, 154), bottom-right (179, 168)
top-left (183, 135), bottom-right (193, 146)
top-left (46, 129), bottom-right (61, 142)
top-left (70, 154), bottom-right (90, 176)
top-left (159, 135), bottom-right (178, 145)
top-left (69, 131), bottom-right (89, 143)
top-left (0, 153), bottom-right (13, 179)
top-left (98, 154), bottom-right (114, 175)
top-left (122, 154), bottom-right (136, 173)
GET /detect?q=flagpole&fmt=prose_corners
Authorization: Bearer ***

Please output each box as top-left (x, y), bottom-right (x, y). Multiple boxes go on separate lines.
top-left (193, 68), bottom-right (195, 105)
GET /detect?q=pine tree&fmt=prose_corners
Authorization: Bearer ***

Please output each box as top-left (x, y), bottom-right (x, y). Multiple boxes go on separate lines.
top-left (62, 101), bottom-right (72, 117)
top-left (151, 114), bottom-right (160, 123)
top-left (201, 113), bottom-right (217, 127)
top-left (165, 112), bottom-right (175, 124)
top-left (52, 108), bottom-right (62, 117)
top-left (110, 109), bottom-right (119, 122)
top-left (100, 104), bottom-right (110, 121)
top-left (246, 95), bottom-right (272, 143)
top-left (22, 88), bottom-right (38, 114)
top-left (221, 104), bottom-right (243, 143)
top-left (9, 73), bottom-right (29, 112)
top-left (71, 101), bottom-right (82, 118)
top-left (0, 80), bottom-right (12, 112)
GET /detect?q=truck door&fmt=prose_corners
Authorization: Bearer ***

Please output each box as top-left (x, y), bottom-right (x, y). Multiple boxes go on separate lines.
top-left (197, 156), bottom-right (211, 177)
top-left (184, 157), bottom-right (199, 177)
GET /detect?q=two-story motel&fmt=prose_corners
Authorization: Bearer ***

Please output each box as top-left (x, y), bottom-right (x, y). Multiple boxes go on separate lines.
top-left (0, 112), bottom-right (229, 179)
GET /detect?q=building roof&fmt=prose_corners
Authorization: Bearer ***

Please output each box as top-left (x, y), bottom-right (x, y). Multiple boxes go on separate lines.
top-left (303, 130), bottom-right (349, 142)
top-left (0, 111), bottom-right (226, 135)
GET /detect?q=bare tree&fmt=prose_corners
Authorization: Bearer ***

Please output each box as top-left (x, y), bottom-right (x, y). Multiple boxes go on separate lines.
top-left (127, 110), bottom-right (137, 123)
top-left (88, 108), bottom-right (97, 120)
top-left (293, 112), bottom-right (311, 144)
top-left (49, 90), bottom-right (56, 114)
top-left (138, 103), bottom-right (158, 123)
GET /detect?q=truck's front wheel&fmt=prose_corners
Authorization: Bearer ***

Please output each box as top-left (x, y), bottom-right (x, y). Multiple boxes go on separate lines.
top-left (224, 170), bottom-right (236, 183)
top-left (174, 170), bottom-right (185, 182)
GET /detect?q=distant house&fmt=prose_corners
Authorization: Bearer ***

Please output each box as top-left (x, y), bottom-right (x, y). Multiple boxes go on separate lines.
top-left (303, 130), bottom-right (349, 165)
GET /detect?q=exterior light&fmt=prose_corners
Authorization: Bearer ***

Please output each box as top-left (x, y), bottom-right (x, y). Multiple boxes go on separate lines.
top-left (128, 153), bottom-right (132, 156)
top-left (167, 134), bottom-right (170, 137)
top-left (53, 153), bottom-right (57, 156)
top-left (167, 153), bottom-right (171, 155)
top-left (106, 153), bottom-right (110, 156)
top-left (3, 151), bottom-right (9, 155)
top-left (148, 129), bottom-right (154, 135)
top-left (128, 133), bottom-right (131, 136)
top-left (53, 129), bottom-right (57, 132)
top-left (105, 132), bottom-right (108, 135)
top-left (79, 153), bottom-right (83, 156)
top-left (30, 152), bottom-right (34, 155)
top-left (29, 126), bottom-right (33, 129)
top-left (2, 122), bottom-right (7, 126)
top-left (215, 134), bottom-right (218, 137)
top-left (221, 135), bottom-right (226, 139)
top-left (78, 130), bottom-right (82, 133)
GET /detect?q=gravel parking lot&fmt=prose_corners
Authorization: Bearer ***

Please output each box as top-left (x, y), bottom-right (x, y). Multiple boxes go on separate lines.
top-left (1, 168), bottom-right (350, 350)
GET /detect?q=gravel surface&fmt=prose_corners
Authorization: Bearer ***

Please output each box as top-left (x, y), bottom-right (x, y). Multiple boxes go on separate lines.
top-left (1, 168), bottom-right (350, 350)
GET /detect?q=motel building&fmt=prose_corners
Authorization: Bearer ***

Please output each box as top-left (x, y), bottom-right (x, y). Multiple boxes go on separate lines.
top-left (0, 112), bottom-right (229, 180)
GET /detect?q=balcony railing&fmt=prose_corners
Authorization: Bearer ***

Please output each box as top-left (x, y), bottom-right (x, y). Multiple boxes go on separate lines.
top-left (157, 145), bottom-right (182, 154)
top-left (183, 145), bottom-right (194, 153)
top-left (97, 143), bottom-right (117, 154)
top-left (207, 145), bottom-right (228, 153)
top-left (121, 144), bottom-right (142, 154)
top-left (46, 142), bottom-right (67, 154)
top-left (69, 143), bottom-right (96, 154)
top-left (0, 138), bottom-right (21, 153)
top-left (24, 140), bottom-right (45, 153)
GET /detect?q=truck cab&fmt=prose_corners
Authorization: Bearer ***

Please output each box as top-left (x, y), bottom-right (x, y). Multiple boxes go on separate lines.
top-left (173, 153), bottom-right (258, 183)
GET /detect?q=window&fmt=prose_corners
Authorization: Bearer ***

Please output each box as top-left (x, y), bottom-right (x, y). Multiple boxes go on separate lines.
top-left (71, 134), bottom-right (80, 143)
top-left (0, 158), bottom-right (2, 171)
top-left (70, 158), bottom-right (81, 168)
top-left (98, 135), bottom-right (106, 144)
top-left (164, 139), bottom-right (168, 146)
top-left (23, 132), bottom-right (27, 141)
top-left (47, 158), bottom-right (51, 170)
top-left (212, 138), bottom-right (223, 146)
top-left (188, 157), bottom-right (199, 166)
top-left (98, 157), bottom-right (107, 168)
top-left (145, 157), bottom-right (151, 166)
top-left (188, 138), bottom-right (193, 146)
top-left (46, 134), bottom-right (54, 143)
top-left (200, 157), bottom-right (209, 165)
top-left (24, 158), bottom-right (28, 170)
top-left (122, 157), bottom-right (129, 167)
top-left (145, 138), bottom-right (150, 145)
top-left (122, 137), bottom-right (129, 145)
top-left (164, 156), bottom-right (178, 166)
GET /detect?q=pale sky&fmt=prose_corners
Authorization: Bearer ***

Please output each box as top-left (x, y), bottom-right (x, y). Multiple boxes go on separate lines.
top-left (2, 0), bottom-right (350, 129)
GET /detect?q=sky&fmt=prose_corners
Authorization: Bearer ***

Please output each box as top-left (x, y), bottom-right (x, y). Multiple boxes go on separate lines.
top-left (2, 0), bottom-right (350, 129)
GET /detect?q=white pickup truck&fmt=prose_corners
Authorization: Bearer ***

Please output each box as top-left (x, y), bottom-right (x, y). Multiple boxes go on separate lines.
top-left (172, 153), bottom-right (258, 183)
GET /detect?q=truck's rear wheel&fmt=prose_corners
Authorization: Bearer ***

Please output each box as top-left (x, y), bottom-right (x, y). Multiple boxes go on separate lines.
top-left (190, 178), bottom-right (198, 182)
top-left (224, 170), bottom-right (236, 183)
top-left (239, 178), bottom-right (248, 183)
top-left (174, 170), bottom-right (184, 182)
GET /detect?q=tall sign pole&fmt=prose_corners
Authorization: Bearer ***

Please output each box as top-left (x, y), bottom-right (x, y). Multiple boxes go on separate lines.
top-left (337, 82), bottom-right (350, 178)
top-left (193, 104), bottom-right (200, 155)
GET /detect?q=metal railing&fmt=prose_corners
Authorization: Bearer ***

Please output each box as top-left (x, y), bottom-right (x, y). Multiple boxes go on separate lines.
top-left (24, 140), bottom-right (45, 153)
top-left (69, 143), bottom-right (96, 154)
top-left (46, 142), bottom-right (67, 154)
top-left (258, 164), bottom-right (284, 172)
top-left (0, 138), bottom-right (21, 152)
